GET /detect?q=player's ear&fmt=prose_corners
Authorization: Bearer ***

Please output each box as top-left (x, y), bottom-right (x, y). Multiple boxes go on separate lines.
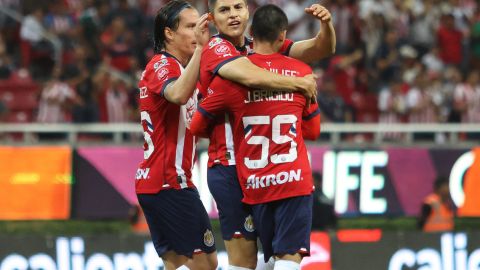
top-left (279, 30), bottom-right (287, 43)
top-left (164, 27), bottom-right (174, 43)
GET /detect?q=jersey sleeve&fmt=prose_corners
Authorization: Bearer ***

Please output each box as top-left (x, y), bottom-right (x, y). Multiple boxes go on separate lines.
top-left (302, 102), bottom-right (321, 140)
top-left (203, 37), bottom-right (243, 78)
top-left (280, 38), bottom-right (294, 56)
top-left (148, 57), bottom-right (181, 97)
top-left (190, 82), bottom-right (229, 137)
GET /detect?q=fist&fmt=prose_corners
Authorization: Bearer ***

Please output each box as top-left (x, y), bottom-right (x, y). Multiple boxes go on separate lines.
top-left (305, 4), bottom-right (331, 23)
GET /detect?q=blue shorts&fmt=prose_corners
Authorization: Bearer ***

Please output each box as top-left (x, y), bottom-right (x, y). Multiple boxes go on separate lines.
top-left (137, 188), bottom-right (216, 258)
top-left (252, 195), bottom-right (313, 262)
top-left (207, 165), bottom-right (256, 241)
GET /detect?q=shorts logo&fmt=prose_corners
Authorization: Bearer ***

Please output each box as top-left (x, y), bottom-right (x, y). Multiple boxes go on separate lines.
top-left (244, 215), bottom-right (255, 232)
top-left (157, 68), bottom-right (169, 81)
top-left (203, 229), bottom-right (215, 247)
top-left (215, 45), bottom-right (231, 56)
top-left (208, 37), bottom-right (224, 48)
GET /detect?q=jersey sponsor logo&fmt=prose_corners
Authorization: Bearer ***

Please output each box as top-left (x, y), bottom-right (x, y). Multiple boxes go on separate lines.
top-left (244, 89), bottom-right (294, 103)
top-left (246, 169), bottom-right (302, 189)
top-left (136, 168), bottom-right (150, 180)
top-left (244, 215), bottom-right (255, 232)
top-left (208, 37), bottom-right (224, 48)
top-left (214, 45), bottom-right (232, 57)
top-left (203, 229), bottom-right (215, 247)
top-left (139, 87), bottom-right (148, 99)
top-left (153, 59), bottom-right (169, 71)
top-left (157, 68), bottom-right (169, 81)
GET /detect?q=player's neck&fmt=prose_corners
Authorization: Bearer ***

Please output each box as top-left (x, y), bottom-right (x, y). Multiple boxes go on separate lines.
top-left (253, 42), bottom-right (279, 55)
top-left (164, 47), bottom-right (189, 67)
top-left (219, 33), bottom-right (244, 47)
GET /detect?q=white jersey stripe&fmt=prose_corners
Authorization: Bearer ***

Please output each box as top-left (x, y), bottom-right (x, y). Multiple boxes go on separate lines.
top-left (224, 114), bottom-right (236, 165)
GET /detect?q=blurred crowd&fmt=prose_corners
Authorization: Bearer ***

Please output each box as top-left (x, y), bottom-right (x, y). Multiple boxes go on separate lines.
top-left (0, 0), bottom-right (480, 131)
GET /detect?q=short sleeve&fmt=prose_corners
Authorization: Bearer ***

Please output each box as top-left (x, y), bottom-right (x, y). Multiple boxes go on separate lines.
top-left (202, 37), bottom-right (243, 78)
top-left (148, 57), bottom-right (182, 96)
top-left (303, 102), bottom-right (320, 121)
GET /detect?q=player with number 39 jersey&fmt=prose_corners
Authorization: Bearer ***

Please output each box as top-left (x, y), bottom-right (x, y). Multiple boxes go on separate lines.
top-left (135, 52), bottom-right (197, 193)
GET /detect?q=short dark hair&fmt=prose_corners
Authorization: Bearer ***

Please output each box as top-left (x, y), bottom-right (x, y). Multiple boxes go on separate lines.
top-left (251, 4), bottom-right (288, 43)
top-left (153, 0), bottom-right (192, 53)
top-left (208, 0), bottom-right (247, 13)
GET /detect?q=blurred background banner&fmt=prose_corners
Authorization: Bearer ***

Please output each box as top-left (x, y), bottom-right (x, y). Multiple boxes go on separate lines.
top-left (311, 146), bottom-right (480, 217)
top-left (71, 146), bottom-right (141, 220)
top-left (1, 145), bottom-right (478, 220)
top-left (0, 146), bottom-right (72, 220)
top-left (1, 232), bottom-right (479, 270)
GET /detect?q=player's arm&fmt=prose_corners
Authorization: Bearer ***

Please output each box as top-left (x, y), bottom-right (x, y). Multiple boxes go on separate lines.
top-left (190, 108), bottom-right (215, 138)
top-left (217, 57), bottom-right (317, 99)
top-left (288, 4), bottom-right (336, 63)
top-left (190, 86), bottom-right (230, 137)
top-left (302, 104), bottom-right (321, 140)
top-left (163, 14), bottom-right (210, 105)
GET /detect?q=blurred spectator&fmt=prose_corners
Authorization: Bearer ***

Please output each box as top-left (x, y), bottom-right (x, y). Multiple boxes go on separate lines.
top-left (327, 49), bottom-right (363, 120)
top-left (312, 172), bottom-right (337, 231)
top-left (453, 70), bottom-right (480, 124)
top-left (437, 13), bottom-right (463, 66)
top-left (0, 34), bottom-right (13, 79)
top-left (330, 0), bottom-right (357, 54)
top-left (20, 7), bottom-right (53, 69)
top-left (63, 46), bottom-right (99, 123)
top-left (410, 0), bottom-right (440, 57)
top-left (37, 66), bottom-right (78, 124)
top-left (100, 16), bottom-right (135, 72)
top-left (417, 176), bottom-right (454, 232)
top-left (317, 75), bottom-right (352, 123)
top-left (375, 30), bottom-right (402, 87)
top-left (284, 0), bottom-right (312, 41)
top-left (0, 99), bottom-right (8, 122)
top-left (378, 78), bottom-right (406, 140)
top-left (422, 47), bottom-right (445, 76)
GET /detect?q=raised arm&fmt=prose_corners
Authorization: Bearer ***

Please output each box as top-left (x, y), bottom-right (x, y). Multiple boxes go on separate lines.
top-left (288, 4), bottom-right (336, 63)
top-left (163, 14), bottom-right (210, 105)
top-left (217, 57), bottom-right (317, 100)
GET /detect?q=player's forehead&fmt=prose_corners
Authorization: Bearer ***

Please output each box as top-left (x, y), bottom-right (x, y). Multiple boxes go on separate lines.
top-left (178, 8), bottom-right (199, 25)
top-left (213, 0), bottom-right (247, 9)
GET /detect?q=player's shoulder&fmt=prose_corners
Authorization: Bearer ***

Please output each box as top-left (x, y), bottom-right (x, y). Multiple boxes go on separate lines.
top-left (146, 53), bottom-right (179, 72)
top-left (206, 35), bottom-right (235, 50)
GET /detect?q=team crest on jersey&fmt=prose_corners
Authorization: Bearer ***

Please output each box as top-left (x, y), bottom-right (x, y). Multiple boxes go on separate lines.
top-left (203, 229), bottom-right (215, 247)
top-left (153, 59), bottom-right (169, 71)
top-left (208, 37), bottom-right (224, 48)
top-left (157, 67), bottom-right (169, 81)
top-left (215, 45), bottom-right (231, 56)
top-left (244, 215), bottom-right (255, 232)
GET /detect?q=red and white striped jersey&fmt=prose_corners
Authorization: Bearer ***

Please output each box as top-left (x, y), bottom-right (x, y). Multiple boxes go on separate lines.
top-left (135, 52), bottom-right (198, 194)
top-left (199, 35), bottom-right (293, 167)
top-left (194, 53), bottom-right (320, 204)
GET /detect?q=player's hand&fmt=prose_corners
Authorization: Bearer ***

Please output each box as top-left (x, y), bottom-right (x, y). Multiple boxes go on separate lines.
top-left (298, 74), bottom-right (318, 106)
top-left (305, 4), bottom-right (331, 23)
top-left (195, 13), bottom-right (211, 48)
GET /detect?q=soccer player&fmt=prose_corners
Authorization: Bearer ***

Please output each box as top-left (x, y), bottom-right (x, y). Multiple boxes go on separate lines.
top-left (199, 0), bottom-right (334, 269)
top-left (192, 5), bottom-right (322, 269)
top-left (134, 1), bottom-right (216, 269)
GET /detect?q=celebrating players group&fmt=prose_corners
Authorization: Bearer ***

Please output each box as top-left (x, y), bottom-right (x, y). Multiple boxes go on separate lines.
top-left (134, 0), bottom-right (335, 269)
